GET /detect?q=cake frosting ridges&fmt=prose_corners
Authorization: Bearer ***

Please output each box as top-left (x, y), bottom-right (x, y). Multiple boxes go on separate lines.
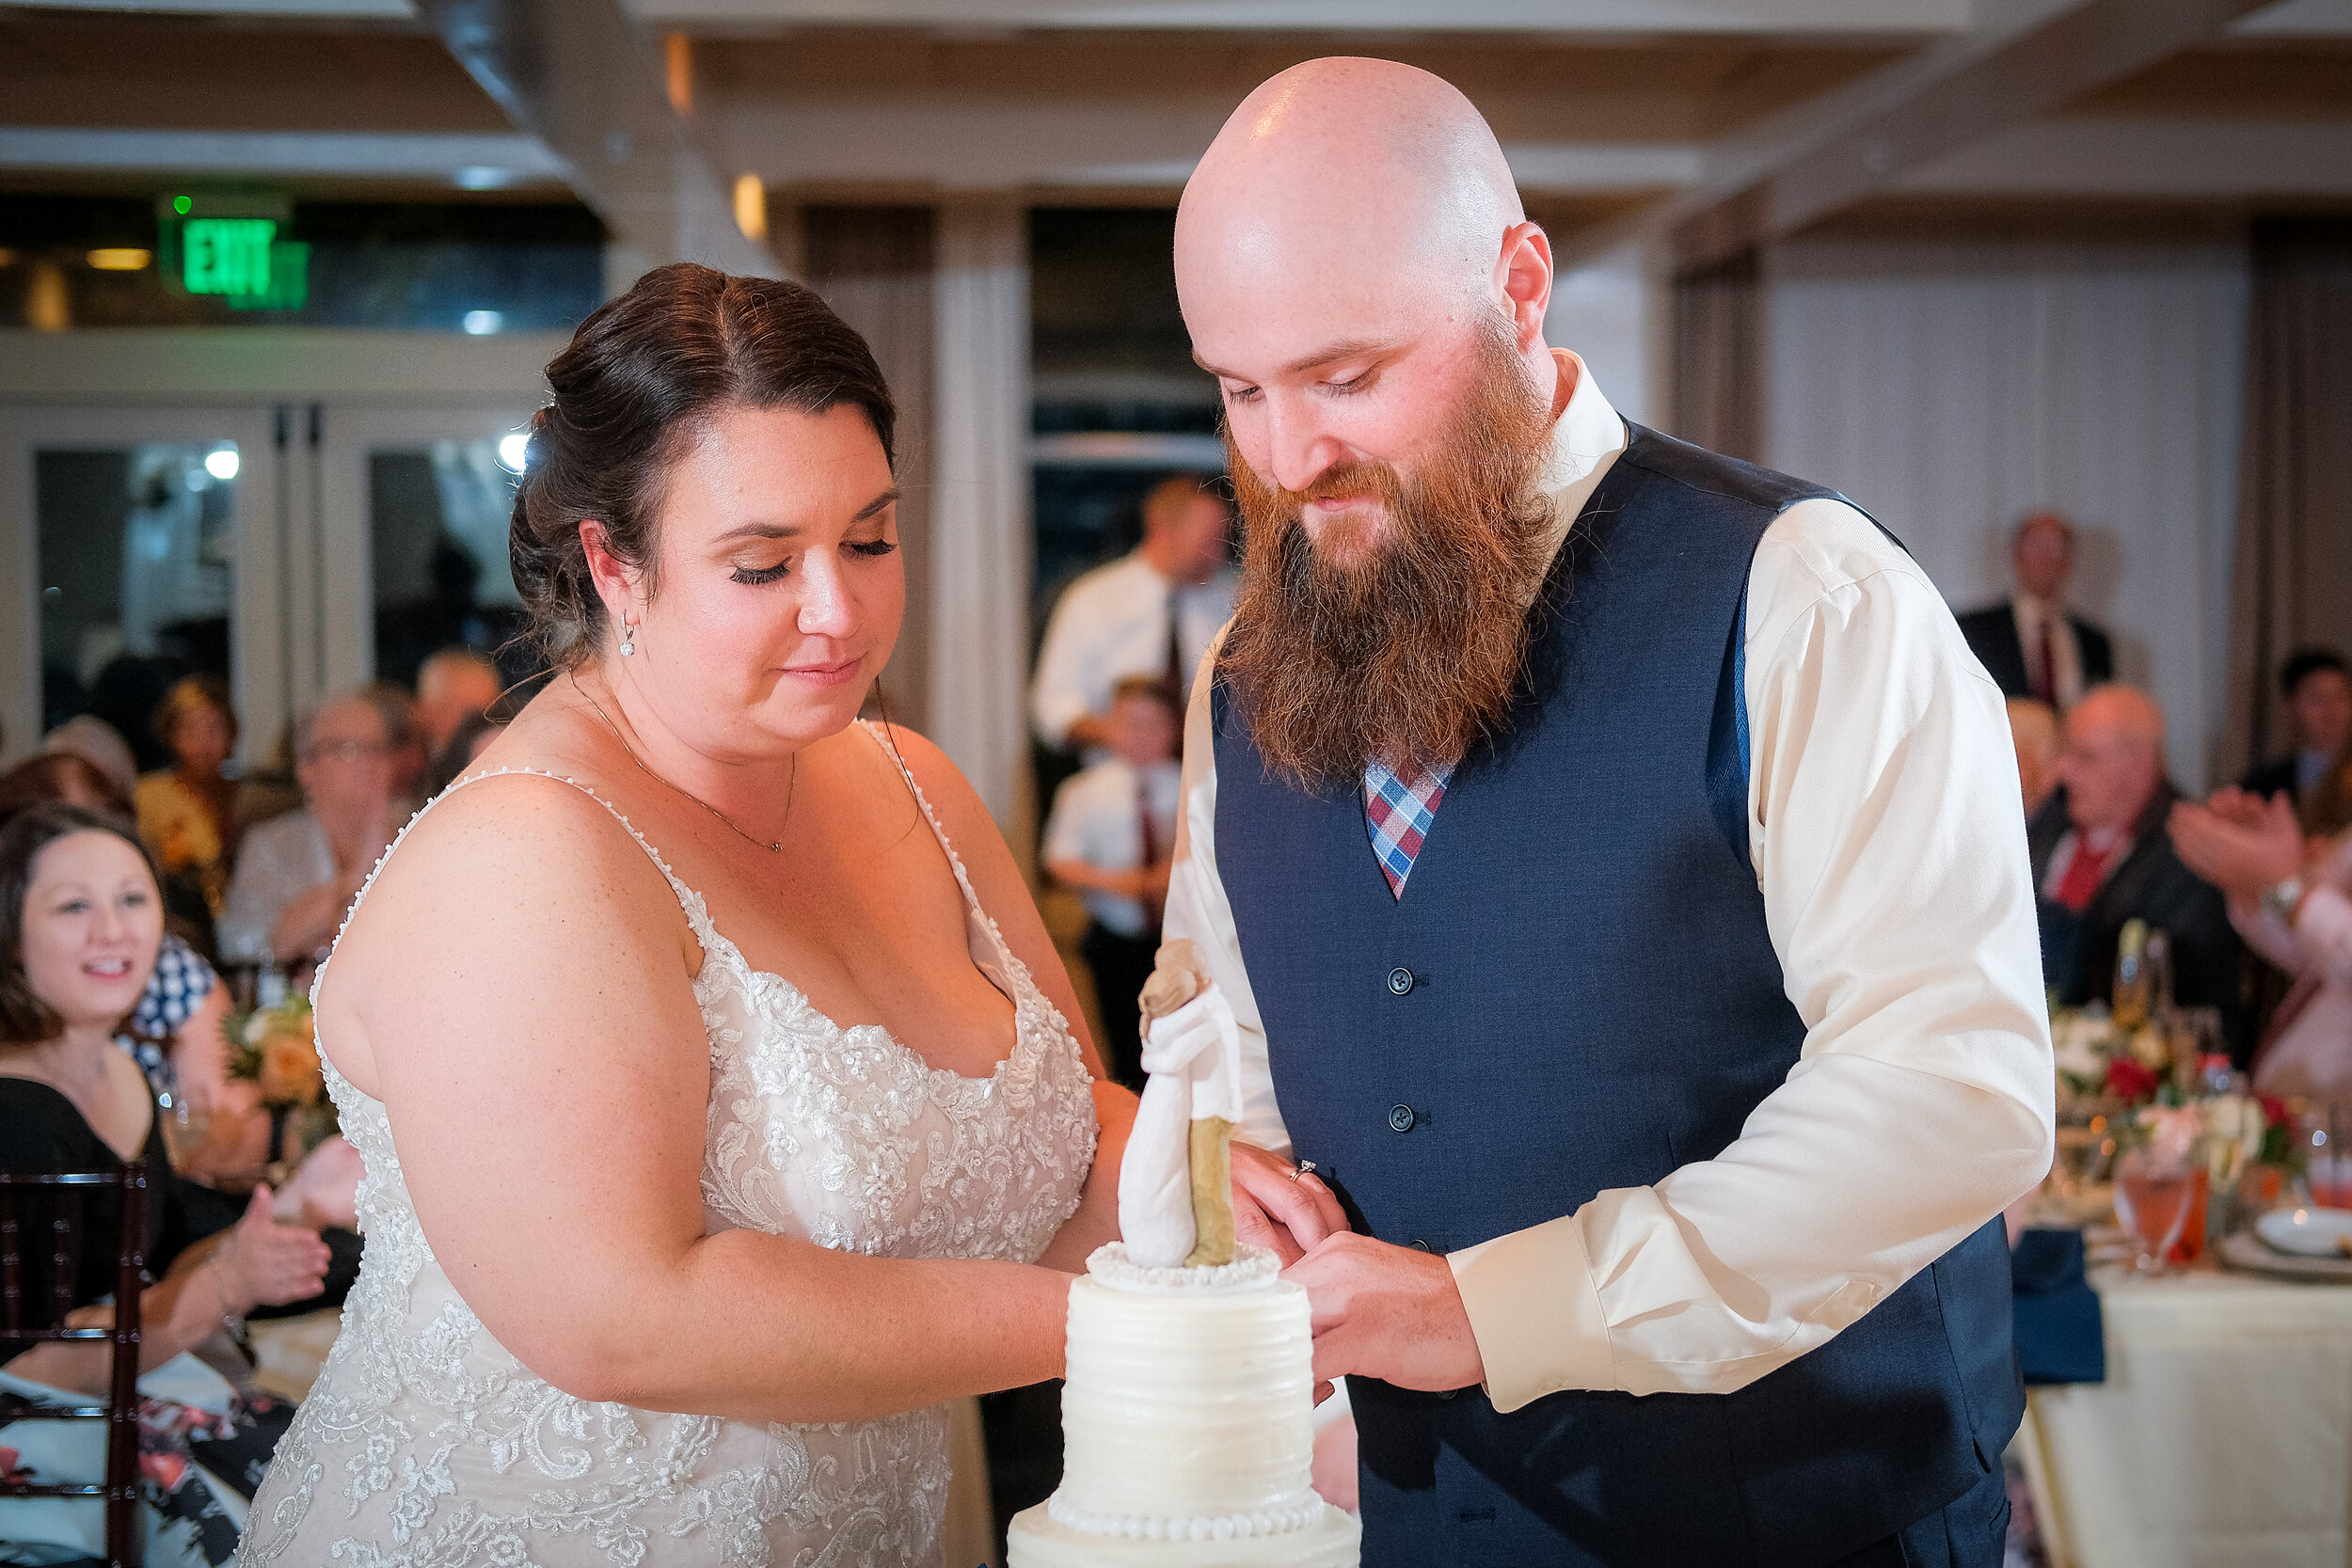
top-left (1054, 1248), bottom-right (1320, 1525)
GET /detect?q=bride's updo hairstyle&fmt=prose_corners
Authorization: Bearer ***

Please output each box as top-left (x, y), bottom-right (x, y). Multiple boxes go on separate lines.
top-left (510, 261), bottom-right (898, 668)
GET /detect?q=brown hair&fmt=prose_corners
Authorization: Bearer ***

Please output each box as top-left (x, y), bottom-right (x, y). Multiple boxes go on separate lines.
top-left (150, 673), bottom-right (238, 756)
top-left (509, 262), bottom-right (898, 668)
top-left (0, 752), bottom-right (135, 828)
top-left (0, 804), bottom-right (162, 1048)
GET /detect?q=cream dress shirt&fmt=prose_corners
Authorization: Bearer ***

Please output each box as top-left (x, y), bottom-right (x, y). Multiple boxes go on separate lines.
top-left (1164, 354), bottom-right (2056, 1414)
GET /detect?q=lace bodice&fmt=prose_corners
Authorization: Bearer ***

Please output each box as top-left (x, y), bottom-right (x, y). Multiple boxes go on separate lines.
top-left (237, 724), bottom-right (1100, 1567)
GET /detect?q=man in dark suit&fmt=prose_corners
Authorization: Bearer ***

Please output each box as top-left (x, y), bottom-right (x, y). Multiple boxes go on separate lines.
top-left (2031, 685), bottom-right (2247, 1061)
top-left (1957, 512), bottom-right (2114, 709)
top-left (2239, 647), bottom-right (2351, 808)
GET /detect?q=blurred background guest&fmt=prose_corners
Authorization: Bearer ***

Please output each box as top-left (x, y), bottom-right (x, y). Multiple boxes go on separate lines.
top-left (135, 674), bottom-right (242, 950)
top-left (0, 752), bottom-right (235, 1133)
top-left (423, 709), bottom-right (506, 799)
top-left (217, 691), bottom-right (394, 970)
top-left (413, 647), bottom-right (502, 766)
top-left (2238, 646), bottom-right (2351, 813)
top-left (363, 682), bottom-right (427, 816)
top-left (1958, 511), bottom-right (2115, 711)
top-left (2171, 786), bottom-right (2352, 1106)
top-left (2006, 697), bottom-right (2060, 818)
top-left (1029, 472), bottom-right (1233, 763)
top-left (1041, 674), bottom-right (1182, 1089)
top-left (2031, 684), bottom-right (2244, 1058)
top-left (40, 714), bottom-right (141, 805)
top-left (0, 803), bottom-right (332, 1568)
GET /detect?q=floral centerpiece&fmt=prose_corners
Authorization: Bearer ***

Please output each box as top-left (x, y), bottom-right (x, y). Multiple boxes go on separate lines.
top-left (2050, 1002), bottom-right (2171, 1116)
top-left (225, 993), bottom-right (336, 1171)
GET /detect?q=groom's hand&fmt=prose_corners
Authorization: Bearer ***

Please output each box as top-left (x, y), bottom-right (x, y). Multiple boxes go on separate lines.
top-left (1286, 1233), bottom-right (1485, 1398)
top-left (1229, 1142), bottom-right (1346, 1266)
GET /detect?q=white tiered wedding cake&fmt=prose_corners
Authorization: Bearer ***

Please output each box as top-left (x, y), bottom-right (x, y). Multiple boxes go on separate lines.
top-left (1004, 1243), bottom-right (1359, 1567)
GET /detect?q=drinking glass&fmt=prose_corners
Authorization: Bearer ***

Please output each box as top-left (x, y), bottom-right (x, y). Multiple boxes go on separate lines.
top-left (157, 1089), bottom-right (210, 1172)
top-left (2293, 1102), bottom-right (2349, 1209)
top-left (2113, 1146), bottom-right (2194, 1275)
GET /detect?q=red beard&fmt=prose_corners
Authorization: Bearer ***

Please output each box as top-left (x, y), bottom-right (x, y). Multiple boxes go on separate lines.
top-left (1218, 325), bottom-right (1559, 791)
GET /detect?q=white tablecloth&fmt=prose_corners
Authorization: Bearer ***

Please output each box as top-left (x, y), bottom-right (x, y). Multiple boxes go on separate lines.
top-left (2024, 1264), bottom-right (2352, 1568)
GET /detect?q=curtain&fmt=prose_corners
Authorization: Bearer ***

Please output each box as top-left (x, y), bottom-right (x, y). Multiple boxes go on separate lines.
top-left (1764, 233), bottom-right (2249, 792)
top-left (930, 200), bottom-right (1032, 835)
top-left (800, 206), bottom-right (937, 736)
top-left (1670, 249), bottom-right (1763, 463)
top-left (2224, 218), bottom-right (2352, 783)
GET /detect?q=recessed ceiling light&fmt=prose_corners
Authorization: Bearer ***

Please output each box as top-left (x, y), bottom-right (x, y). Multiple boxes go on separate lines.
top-left (87, 248), bottom-right (151, 271)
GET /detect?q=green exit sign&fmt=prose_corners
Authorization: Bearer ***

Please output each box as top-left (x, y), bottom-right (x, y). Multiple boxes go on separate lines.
top-left (183, 217), bottom-right (276, 295)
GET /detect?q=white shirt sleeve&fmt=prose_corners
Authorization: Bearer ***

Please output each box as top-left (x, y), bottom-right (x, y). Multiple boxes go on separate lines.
top-left (1030, 580), bottom-right (1102, 749)
top-left (1174, 500), bottom-right (2056, 1409)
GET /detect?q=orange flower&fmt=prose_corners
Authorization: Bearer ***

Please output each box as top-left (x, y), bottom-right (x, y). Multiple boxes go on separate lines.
top-left (258, 1032), bottom-right (324, 1107)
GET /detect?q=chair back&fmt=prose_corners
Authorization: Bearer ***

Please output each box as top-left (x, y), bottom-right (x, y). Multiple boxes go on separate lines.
top-left (0, 1161), bottom-right (148, 1568)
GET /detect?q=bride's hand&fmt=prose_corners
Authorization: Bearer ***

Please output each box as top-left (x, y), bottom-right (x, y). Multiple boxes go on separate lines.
top-left (1229, 1141), bottom-right (1347, 1266)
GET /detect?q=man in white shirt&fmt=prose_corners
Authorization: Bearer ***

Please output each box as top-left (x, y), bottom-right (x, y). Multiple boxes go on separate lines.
top-left (1042, 675), bottom-right (1184, 1088)
top-left (1956, 512), bottom-right (2116, 710)
top-left (1160, 57), bottom-right (2053, 1566)
top-left (1029, 473), bottom-right (1235, 758)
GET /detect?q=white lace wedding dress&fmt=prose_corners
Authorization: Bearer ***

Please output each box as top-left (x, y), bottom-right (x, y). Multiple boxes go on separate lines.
top-left (237, 723), bottom-right (1101, 1567)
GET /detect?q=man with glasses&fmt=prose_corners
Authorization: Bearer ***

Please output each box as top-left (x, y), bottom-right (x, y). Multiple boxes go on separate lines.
top-left (219, 690), bottom-right (396, 970)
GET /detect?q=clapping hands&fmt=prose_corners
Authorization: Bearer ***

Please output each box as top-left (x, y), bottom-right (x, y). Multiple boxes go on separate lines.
top-left (2168, 786), bottom-right (2303, 902)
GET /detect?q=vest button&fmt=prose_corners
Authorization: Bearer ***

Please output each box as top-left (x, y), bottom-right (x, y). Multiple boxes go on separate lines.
top-left (1386, 966), bottom-right (1415, 995)
top-left (1438, 1388), bottom-right (1460, 1402)
top-left (1388, 1103), bottom-right (1416, 1133)
top-left (1411, 1239), bottom-right (1431, 1252)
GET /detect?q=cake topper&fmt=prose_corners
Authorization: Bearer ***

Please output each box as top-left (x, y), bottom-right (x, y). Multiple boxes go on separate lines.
top-left (1118, 939), bottom-right (1245, 1268)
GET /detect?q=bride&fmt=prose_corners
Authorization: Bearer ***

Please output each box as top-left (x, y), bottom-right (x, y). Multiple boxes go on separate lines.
top-left (238, 264), bottom-right (1334, 1567)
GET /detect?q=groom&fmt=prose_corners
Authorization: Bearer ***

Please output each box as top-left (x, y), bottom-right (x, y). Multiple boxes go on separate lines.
top-left (1168, 59), bottom-right (2055, 1568)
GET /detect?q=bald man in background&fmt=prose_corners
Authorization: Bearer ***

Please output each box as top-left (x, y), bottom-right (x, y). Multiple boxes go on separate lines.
top-left (2031, 684), bottom-right (2245, 1060)
top-left (414, 647), bottom-right (501, 761)
top-left (1159, 58), bottom-right (2053, 1566)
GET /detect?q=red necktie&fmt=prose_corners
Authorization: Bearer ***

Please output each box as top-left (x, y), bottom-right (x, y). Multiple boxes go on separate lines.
top-left (2052, 839), bottom-right (2114, 913)
top-left (2033, 617), bottom-right (2058, 705)
top-left (1136, 774), bottom-right (1164, 929)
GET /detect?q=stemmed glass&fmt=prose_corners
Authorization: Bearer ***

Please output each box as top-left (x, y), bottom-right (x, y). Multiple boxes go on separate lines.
top-left (2112, 1146), bottom-right (2194, 1275)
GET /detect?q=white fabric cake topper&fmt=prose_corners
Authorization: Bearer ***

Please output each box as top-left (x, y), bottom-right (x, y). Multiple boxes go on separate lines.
top-left (1118, 983), bottom-right (1244, 1268)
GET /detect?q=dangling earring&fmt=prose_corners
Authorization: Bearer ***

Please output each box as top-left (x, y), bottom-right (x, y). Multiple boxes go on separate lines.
top-left (618, 618), bottom-right (637, 657)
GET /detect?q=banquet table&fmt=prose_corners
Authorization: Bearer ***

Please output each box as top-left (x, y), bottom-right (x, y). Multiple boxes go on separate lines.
top-left (2020, 1261), bottom-right (2352, 1568)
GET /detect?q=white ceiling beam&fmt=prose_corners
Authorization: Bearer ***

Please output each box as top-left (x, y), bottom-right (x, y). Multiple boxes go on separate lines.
top-left (415, 0), bottom-right (778, 278)
top-left (0, 127), bottom-right (562, 184)
top-left (627, 0), bottom-right (1971, 33)
top-left (1895, 116), bottom-right (2352, 197)
top-left (1573, 0), bottom-right (2276, 272)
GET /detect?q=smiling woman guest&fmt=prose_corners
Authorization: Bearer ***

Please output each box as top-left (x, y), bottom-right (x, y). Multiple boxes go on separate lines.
top-left (230, 264), bottom-right (1234, 1567)
top-left (0, 804), bottom-right (333, 1567)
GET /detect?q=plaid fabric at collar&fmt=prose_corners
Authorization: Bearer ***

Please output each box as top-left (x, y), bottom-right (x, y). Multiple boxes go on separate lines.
top-left (1363, 760), bottom-right (1454, 899)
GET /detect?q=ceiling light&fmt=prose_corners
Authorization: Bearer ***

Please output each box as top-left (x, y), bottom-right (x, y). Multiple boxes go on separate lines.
top-left (87, 248), bottom-right (151, 271)
top-left (498, 432), bottom-right (529, 473)
top-left (454, 166), bottom-right (510, 191)
top-left (462, 309), bottom-right (502, 335)
top-left (205, 448), bottom-right (240, 481)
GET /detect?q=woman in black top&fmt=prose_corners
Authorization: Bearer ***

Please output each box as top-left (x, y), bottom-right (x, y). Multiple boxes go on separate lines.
top-left (0, 805), bottom-right (329, 1564)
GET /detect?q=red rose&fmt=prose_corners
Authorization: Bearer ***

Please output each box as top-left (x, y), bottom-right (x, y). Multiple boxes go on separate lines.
top-left (2106, 1057), bottom-right (2160, 1103)
top-left (2260, 1095), bottom-right (2292, 1128)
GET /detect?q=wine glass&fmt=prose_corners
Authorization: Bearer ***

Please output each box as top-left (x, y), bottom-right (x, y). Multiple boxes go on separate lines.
top-left (2112, 1146), bottom-right (2194, 1275)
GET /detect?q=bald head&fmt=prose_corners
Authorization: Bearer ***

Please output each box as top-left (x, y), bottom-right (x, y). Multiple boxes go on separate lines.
top-left (1179, 59), bottom-right (1522, 315)
top-left (1176, 58), bottom-right (1560, 524)
top-left (2057, 684), bottom-right (2169, 833)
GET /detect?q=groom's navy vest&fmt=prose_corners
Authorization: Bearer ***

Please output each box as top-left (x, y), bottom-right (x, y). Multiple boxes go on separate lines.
top-left (1214, 425), bottom-right (2022, 1568)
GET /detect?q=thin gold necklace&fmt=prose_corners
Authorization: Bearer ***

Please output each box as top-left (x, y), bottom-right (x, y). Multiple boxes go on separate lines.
top-left (572, 675), bottom-right (793, 854)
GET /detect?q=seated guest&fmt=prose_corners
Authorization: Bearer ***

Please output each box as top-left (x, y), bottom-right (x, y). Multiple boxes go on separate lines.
top-left (2007, 697), bottom-right (2060, 818)
top-left (1, 753), bottom-right (235, 1127)
top-left (2031, 685), bottom-right (2246, 1058)
top-left (414, 647), bottom-right (503, 763)
top-left (217, 691), bottom-right (395, 970)
top-left (423, 709), bottom-right (506, 799)
top-left (1030, 472), bottom-right (1235, 759)
top-left (0, 804), bottom-right (332, 1567)
top-left (135, 674), bottom-right (244, 949)
top-left (2170, 788), bottom-right (2352, 1106)
top-left (364, 681), bottom-right (428, 816)
top-left (40, 713), bottom-right (141, 803)
top-left (1957, 511), bottom-right (2115, 709)
top-left (1042, 675), bottom-right (1182, 1090)
top-left (2239, 647), bottom-right (2351, 813)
